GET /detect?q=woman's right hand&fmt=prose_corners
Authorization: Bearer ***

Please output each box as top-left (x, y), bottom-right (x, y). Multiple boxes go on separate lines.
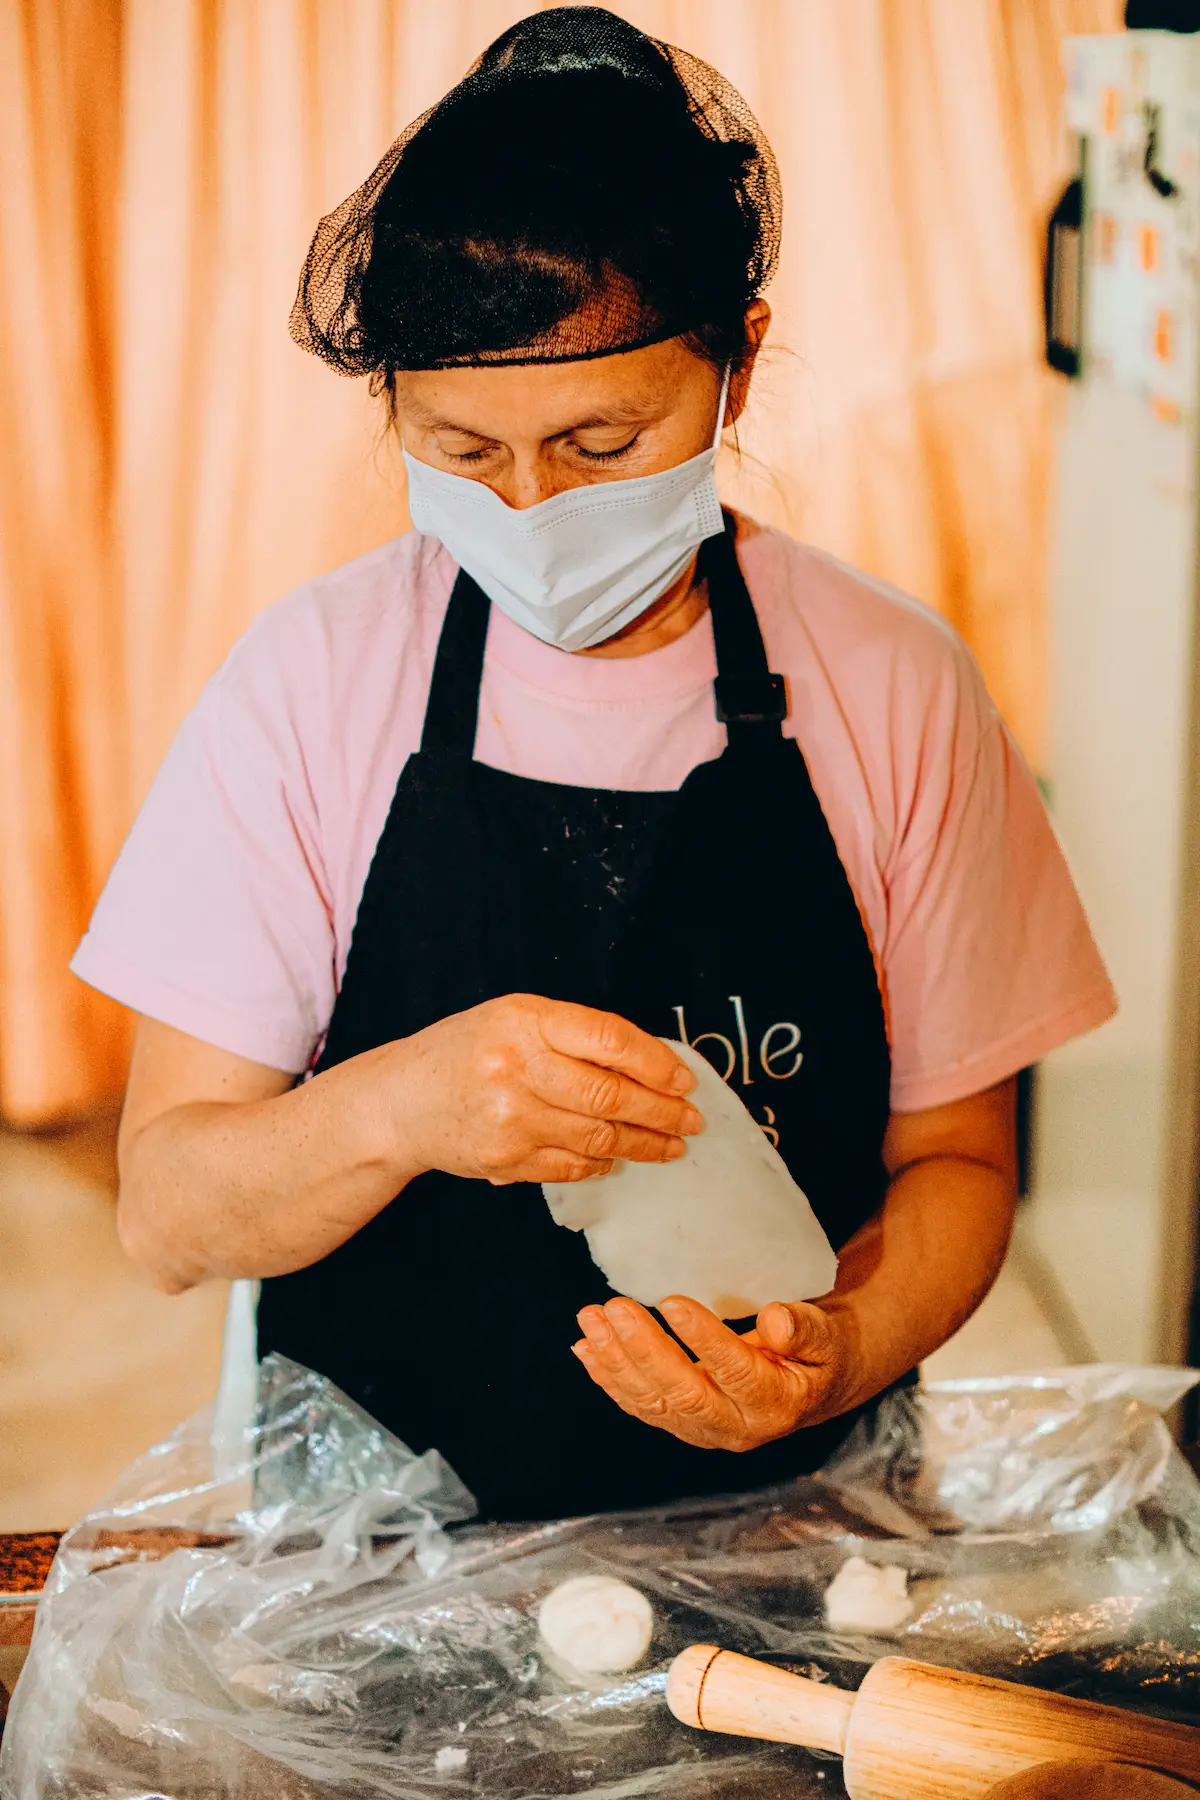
top-left (115, 1003), bottom-right (700, 1292)
top-left (381, 994), bottom-right (701, 1186)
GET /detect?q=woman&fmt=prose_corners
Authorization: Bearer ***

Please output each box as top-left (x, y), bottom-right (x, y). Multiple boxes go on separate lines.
top-left (74, 10), bottom-right (1115, 1521)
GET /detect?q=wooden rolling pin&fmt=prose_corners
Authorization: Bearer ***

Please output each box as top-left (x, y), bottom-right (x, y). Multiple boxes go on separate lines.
top-left (666, 1646), bottom-right (1200, 1800)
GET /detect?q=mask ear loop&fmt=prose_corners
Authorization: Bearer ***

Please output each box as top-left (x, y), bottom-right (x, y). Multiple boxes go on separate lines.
top-left (712, 363), bottom-right (733, 453)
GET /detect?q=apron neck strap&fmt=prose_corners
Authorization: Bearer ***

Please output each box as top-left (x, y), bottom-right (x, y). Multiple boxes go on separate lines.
top-left (420, 570), bottom-right (491, 756)
top-left (702, 513), bottom-right (788, 744)
top-left (419, 513), bottom-right (787, 759)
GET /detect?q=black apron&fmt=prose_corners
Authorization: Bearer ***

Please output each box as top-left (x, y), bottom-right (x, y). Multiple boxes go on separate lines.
top-left (258, 518), bottom-right (895, 1521)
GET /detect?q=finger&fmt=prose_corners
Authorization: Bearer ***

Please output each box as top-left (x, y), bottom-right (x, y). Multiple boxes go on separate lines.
top-left (755, 1301), bottom-right (836, 1364)
top-left (575, 1304), bottom-right (687, 1408)
top-left (582, 1301), bottom-right (739, 1430)
top-left (572, 1338), bottom-right (735, 1448)
top-left (582, 1299), bottom-right (700, 1389)
top-left (658, 1296), bottom-right (775, 1403)
top-left (525, 1054), bottom-right (703, 1138)
top-left (572, 1341), bottom-right (667, 1425)
top-left (493, 1148), bottom-right (614, 1185)
top-left (536, 1103), bottom-right (689, 1167)
top-left (575, 1303), bottom-right (660, 1390)
top-left (573, 1315), bottom-right (659, 1404)
top-left (536, 1003), bottom-right (695, 1097)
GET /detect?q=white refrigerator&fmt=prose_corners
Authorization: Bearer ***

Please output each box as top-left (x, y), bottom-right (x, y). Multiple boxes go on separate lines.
top-left (1031, 28), bottom-right (1200, 1373)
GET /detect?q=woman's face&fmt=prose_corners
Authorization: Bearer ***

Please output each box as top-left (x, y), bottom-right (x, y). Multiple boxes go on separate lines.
top-left (393, 304), bottom-right (768, 511)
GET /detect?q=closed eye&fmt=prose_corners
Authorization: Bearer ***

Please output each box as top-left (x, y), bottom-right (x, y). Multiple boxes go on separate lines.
top-left (570, 436), bottom-right (639, 464)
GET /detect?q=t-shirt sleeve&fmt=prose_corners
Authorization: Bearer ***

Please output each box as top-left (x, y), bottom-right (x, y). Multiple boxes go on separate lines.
top-left (881, 640), bottom-right (1116, 1113)
top-left (71, 613), bottom-right (337, 1074)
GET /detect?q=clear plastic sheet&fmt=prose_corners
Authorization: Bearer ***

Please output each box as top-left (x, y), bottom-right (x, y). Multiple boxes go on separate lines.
top-left (4, 1356), bottom-right (1200, 1800)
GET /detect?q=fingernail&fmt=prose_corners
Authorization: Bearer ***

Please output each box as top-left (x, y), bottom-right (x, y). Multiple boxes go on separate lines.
top-left (608, 1303), bottom-right (638, 1339)
top-left (665, 1138), bottom-right (687, 1160)
top-left (660, 1299), bottom-right (686, 1325)
top-left (681, 1107), bottom-right (703, 1134)
top-left (670, 1064), bottom-right (694, 1094)
top-left (571, 1341), bottom-right (591, 1361)
top-left (773, 1306), bottom-right (795, 1343)
top-left (579, 1309), bottom-right (611, 1348)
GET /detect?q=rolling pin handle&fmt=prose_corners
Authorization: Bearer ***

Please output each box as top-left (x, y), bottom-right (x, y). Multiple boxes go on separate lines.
top-left (667, 1644), bottom-right (854, 1755)
top-left (666, 1644), bottom-right (724, 1729)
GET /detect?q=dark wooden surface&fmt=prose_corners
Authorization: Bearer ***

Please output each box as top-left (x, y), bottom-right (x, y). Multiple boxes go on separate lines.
top-left (0, 1533), bottom-right (60, 1662)
top-left (0, 1528), bottom-right (236, 1650)
top-left (0, 1534), bottom-right (59, 1740)
top-left (0, 1532), bottom-right (60, 1597)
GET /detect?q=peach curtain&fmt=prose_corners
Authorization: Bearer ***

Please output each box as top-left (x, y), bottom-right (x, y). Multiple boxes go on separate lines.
top-left (0, 0), bottom-right (1122, 1125)
top-left (0, 1), bottom-right (127, 1121)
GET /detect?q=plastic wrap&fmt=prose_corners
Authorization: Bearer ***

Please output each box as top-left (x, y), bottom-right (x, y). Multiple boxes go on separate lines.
top-left (4, 1356), bottom-right (1200, 1800)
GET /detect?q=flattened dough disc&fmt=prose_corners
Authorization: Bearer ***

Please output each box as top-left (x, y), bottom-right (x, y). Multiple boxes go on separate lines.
top-left (543, 1040), bottom-right (837, 1318)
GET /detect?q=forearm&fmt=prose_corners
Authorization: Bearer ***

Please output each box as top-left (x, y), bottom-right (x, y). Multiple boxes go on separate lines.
top-left (117, 997), bottom-right (698, 1295)
top-left (821, 1151), bottom-right (1017, 1415)
top-left (118, 1045), bottom-right (418, 1292)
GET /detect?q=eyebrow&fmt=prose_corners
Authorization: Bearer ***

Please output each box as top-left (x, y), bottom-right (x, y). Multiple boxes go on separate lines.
top-left (567, 404), bottom-right (663, 429)
top-left (404, 398), bottom-right (664, 437)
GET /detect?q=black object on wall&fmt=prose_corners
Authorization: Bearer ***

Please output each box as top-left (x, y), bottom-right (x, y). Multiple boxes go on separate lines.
top-left (1125, 2), bottom-right (1200, 28)
top-left (1045, 172), bottom-right (1085, 377)
top-left (1016, 1066), bottom-right (1035, 1198)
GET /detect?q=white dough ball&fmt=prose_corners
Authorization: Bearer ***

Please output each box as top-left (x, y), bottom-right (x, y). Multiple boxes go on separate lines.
top-left (823, 1556), bottom-right (912, 1632)
top-left (536, 1575), bottom-right (654, 1673)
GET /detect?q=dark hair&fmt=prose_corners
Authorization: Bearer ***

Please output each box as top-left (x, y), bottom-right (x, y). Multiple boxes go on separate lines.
top-left (290, 7), bottom-right (780, 394)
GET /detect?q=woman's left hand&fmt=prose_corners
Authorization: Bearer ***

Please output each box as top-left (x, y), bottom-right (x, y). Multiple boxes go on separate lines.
top-left (572, 1081), bottom-right (1022, 1452)
top-left (572, 1293), bottom-right (859, 1451)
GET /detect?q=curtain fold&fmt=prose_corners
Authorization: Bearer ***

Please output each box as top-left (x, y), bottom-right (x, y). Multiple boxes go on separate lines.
top-left (0, 0), bottom-right (1122, 1124)
top-left (0, 0), bottom-right (128, 1122)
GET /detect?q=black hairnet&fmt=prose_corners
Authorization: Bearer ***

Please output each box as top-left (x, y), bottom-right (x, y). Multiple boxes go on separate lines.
top-left (290, 6), bottom-right (781, 375)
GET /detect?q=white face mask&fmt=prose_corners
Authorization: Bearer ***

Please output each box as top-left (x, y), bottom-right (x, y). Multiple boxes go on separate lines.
top-left (403, 367), bottom-right (730, 652)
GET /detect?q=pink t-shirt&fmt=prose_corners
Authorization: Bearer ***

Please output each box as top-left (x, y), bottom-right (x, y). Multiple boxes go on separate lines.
top-left (72, 517), bottom-right (1116, 1111)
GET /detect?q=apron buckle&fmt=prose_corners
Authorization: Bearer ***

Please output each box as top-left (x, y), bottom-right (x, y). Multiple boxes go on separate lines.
top-left (714, 673), bottom-right (788, 725)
